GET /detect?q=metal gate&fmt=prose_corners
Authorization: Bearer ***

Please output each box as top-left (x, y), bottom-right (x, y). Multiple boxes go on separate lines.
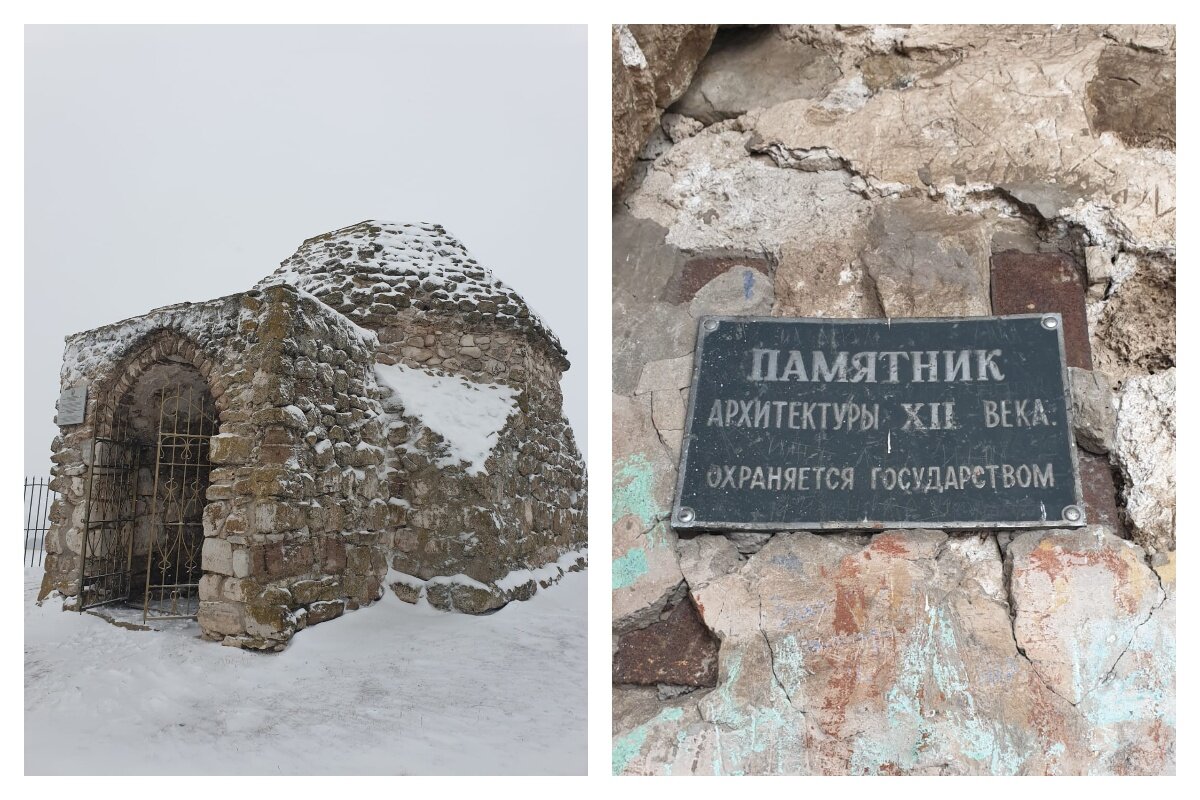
top-left (143, 384), bottom-right (215, 620)
top-left (79, 377), bottom-right (215, 621)
top-left (78, 402), bottom-right (141, 610)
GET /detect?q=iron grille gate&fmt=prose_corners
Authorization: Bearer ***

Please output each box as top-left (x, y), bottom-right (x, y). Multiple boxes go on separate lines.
top-left (78, 403), bottom-right (140, 611)
top-left (79, 380), bottom-right (215, 622)
top-left (143, 385), bottom-right (215, 620)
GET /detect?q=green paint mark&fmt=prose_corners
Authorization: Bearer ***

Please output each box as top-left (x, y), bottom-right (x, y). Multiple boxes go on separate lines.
top-left (696, 640), bottom-right (809, 775)
top-left (1084, 622), bottom-right (1175, 729)
top-left (612, 707), bottom-right (684, 775)
top-left (612, 548), bottom-right (649, 590)
top-left (613, 454), bottom-right (661, 526)
top-left (851, 596), bottom-right (1028, 776)
top-left (772, 633), bottom-right (807, 697)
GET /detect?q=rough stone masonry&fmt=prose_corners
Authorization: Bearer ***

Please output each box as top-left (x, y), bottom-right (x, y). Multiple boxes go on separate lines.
top-left (612, 24), bottom-right (1174, 775)
top-left (41, 221), bottom-right (587, 650)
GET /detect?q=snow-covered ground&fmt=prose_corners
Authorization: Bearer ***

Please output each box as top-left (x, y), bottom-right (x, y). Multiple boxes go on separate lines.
top-left (24, 566), bottom-right (586, 775)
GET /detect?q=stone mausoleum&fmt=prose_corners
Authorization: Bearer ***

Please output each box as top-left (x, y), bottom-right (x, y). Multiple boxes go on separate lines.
top-left (40, 221), bottom-right (587, 650)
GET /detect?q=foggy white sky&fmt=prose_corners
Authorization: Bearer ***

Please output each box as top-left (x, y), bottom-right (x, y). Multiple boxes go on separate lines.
top-left (24, 25), bottom-right (587, 475)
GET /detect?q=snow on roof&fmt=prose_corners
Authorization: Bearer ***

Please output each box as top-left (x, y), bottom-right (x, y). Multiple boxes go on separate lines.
top-left (258, 221), bottom-right (567, 365)
top-left (374, 362), bottom-right (518, 476)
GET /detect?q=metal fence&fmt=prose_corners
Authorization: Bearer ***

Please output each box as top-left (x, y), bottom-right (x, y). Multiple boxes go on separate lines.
top-left (24, 477), bottom-right (57, 567)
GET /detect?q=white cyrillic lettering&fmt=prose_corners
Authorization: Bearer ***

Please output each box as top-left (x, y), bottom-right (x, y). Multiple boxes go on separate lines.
top-left (926, 467), bottom-right (942, 493)
top-left (812, 351), bottom-right (849, 382)
top-left (976, 349), bottom-right (1006, 381)
top-left (912, 350), bottom-right (939, 382)
top-left (780, 350), bottom-right (809, 381)
top-left (984, 400), bottom-right (1000, 428)
top-left (750, 348), bottom-right (778, 381)
top-left (707, 465), bottom-right (722, 487)
top-left (1016, 464), bottom-right (1032, 488)
top-left (707, 400), bottom-right (724, 427)
top-left (1033, 463), bottom-right (1054, 487)
top-left (880, 351), bottom-right (908, 383)
top-left (849, 352), bottom-right (877, 383)
top-left (944, 350), bottom-right (971, 382)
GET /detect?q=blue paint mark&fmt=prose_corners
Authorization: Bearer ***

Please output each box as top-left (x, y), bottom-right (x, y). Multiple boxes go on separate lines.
top-left (743, 270), bottom-right (755, 299)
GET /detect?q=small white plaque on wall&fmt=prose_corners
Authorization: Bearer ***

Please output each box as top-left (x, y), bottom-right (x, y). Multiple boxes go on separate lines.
top-left (57, 385), bottom-right (87, 426)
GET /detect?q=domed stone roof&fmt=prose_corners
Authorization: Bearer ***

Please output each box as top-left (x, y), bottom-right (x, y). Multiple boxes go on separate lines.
top-left (257, 220), bottom-right (567, 365)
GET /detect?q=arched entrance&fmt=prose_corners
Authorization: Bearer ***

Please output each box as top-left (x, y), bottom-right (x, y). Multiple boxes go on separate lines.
top-left (79, 345), bottom-right (217, 622)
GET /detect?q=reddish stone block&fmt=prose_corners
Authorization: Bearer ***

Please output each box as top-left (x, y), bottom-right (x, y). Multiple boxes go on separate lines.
top-left (613, 598), bottom-right (719, 687)
top-left (255, 541), bottom-right (314, 579)
top-left (1077, 448), bottom-right (1126, 536)
top-left (259, 444), bottom-right (294, 464)
top-left (322, 537), bottom-right (348, 573)
top-left (990, 251), bottom-right (1092, 368)
top-left (666, 257), bottom-right (771, 304)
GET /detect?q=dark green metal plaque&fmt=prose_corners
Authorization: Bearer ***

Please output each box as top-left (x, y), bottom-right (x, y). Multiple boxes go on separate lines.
top-left (672, 315), bottom-right (1085, 532)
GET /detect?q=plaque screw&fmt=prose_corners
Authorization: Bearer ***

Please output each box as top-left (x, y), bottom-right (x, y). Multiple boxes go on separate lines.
top-left (677, 507), bottom-right (696, 524)
top-left (1041, 315), bottom-right (1060, 330)
top-left (702, 319), bottom-right (719, 333)
top-left (1063, 505), bottom-right (1083, 522)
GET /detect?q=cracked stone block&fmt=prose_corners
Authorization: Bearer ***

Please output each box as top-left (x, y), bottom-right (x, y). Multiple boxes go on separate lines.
top-left (688, 267), bottom-right (774, 318)
top-left (613, 393), bottom-right (685, 632)
top-left (635, 353), bottom-right (694, 396)
top-left (861, 199), bottom-right (992, 317)
top-left (613, 288), bottom-right (695, 396)
top-left (1086, 45), bottom-right (1175, 150)
top-left (1069, 367), bottom-right (1118, 454)
top-left (1007, 528), bottom-right (1165, 706)
top-left (727, 531), bottom-right (773, 556)
top-left (627, 24), bottom-right (719, 111)
top-left (670, 27), bottom-right (839, 125)
top-left (677, 535), bottom-right (741, 591)
top-left (651, 389), bottom-right (686, 432)
top-left (1076, 583), bottom-right (1175, 774)
top-left (665, 256), bottom-right (771, 305)
top-left (612, 212), bottom-right (689, 305)
top-left (773, 236), bottom-right (880, 318)
top-left (613, 517), bottom-right (684, 635)
top-left (613, 26), bottom-right (661, 192)
top-left (613, 598), bottom-right (719, 687)
top-left (752, 30), bottom-right (1175, 253)
top-left (657, 427), bottom-right (684, 460)
top-left (991, 251), bottom-right (1092, 369)
top-left (1112, 369), bottom-right (1176, 552)
top-left (1094, 258), bottom-right (1176, 376)
top-left (1085, 246), bottom-right (1115, 288)
top-left (858, 48), bottom-right (962, 92)
top-left (613, 25), bottom-right (718, 191)
top-left (627, 128), bottom-right (872, 253)
top-left (995, 182), bottom-right (1087, 221)
top-left (614, 636), bottom-right (807, 775)
top-left (618, 531), bottom-right (1108, 775)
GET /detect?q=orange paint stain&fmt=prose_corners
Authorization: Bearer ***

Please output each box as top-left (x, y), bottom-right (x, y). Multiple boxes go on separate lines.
top-left (870, 533), bottom-right (910, 558)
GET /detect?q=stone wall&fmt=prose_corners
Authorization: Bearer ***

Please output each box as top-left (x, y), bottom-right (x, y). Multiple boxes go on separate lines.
top-left (258, 220), bottom-right (588, 613)
top-left (612, 24), bottom-right (1175, 775)
top-left (43, 284), bottom-right (395, 650)
top-left (44, 220), bottom-right (588, 646)
top-left (375, 310), bottom-right (587, 612)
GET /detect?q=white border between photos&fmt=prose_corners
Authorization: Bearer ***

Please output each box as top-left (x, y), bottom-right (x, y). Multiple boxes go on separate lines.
top-left (3, 0), bottom-right (1192, 793)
